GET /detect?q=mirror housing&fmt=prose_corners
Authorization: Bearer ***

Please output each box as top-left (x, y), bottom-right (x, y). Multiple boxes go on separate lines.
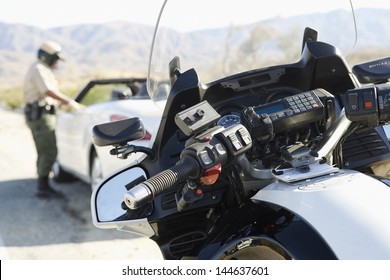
top-left (352, 57), bottom-right (390, 84)
top-left (111, 87), bottom-right (133, 100)
top-left (93, 117), bottom-right (145, 147)
top-left (91, 166), bottom-right (155, 236)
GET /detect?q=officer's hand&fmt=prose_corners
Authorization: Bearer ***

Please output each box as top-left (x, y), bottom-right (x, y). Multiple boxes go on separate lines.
top-left (68, 100), bottom-right (85, 111)
top-left (60, 100), bottom-right (85, 112)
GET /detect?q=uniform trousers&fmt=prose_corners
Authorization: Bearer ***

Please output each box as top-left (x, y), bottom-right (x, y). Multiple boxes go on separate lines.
top-left (26, 114), bottom-right (57, 178)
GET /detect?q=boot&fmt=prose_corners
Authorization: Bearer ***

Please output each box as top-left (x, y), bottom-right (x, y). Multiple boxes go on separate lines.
top-left (37, 176), bottom-right (64, 199)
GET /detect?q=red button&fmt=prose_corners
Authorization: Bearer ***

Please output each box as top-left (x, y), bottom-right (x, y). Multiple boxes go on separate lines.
top-left (364, 101), bottom-right (373, 109)
top-left (200, 163), bottom-right (222, 185)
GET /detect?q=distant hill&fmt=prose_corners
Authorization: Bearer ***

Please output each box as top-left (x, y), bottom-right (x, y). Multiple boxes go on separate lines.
top-left (1, 8), bottom-right (390, 89)
top-left (0, 21), bottom-right (155, 88)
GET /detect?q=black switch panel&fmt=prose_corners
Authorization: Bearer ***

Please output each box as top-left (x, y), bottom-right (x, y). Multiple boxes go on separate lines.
top-left (344, 87), bottom-right (378, 126)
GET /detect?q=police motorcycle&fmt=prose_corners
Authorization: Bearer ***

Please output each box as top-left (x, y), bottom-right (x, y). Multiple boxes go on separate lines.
top-left (91, 0), bottom-right (390, 259)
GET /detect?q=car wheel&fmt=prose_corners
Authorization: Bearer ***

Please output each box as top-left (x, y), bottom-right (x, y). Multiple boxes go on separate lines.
top-left (91, 151), bottom-right (103, 191)
top-left (52, 161), bottom-right (76, 183)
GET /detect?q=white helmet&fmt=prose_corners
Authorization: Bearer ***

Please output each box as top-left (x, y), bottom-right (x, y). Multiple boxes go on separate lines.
top-left (37, 41), bottom-right (64, 66)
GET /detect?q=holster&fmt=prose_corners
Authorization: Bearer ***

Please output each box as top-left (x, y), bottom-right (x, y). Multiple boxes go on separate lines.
top-left (24, 101), bottom-right (55, 121)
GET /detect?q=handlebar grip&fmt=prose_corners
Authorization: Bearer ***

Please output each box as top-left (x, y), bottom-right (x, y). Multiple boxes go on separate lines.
top-left (124, 156), bottom-right (199, 209)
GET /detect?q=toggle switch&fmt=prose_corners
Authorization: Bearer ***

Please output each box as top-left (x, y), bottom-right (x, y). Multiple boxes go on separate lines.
top-left (347, 92), bottom-right (359, 111)
top-left (363, 91), bottom-right (374, 110)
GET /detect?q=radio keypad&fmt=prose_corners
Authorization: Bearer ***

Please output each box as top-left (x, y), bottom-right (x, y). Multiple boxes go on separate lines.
top-left (269, 91), bottom-right (320, 121)
top-left (241, 89), bottom-right (326, 138)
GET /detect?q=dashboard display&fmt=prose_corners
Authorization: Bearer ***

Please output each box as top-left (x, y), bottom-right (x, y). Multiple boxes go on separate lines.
top-left (217, 114), bottom-right (241, 128)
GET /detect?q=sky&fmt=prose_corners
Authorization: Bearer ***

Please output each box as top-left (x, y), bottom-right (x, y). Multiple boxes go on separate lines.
top-left (0, 0), bottom-right (165, 28)
top-left (0, 0), bottom-right (389, 31)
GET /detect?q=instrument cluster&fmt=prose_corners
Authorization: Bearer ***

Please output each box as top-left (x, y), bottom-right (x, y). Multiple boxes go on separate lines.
top-left (217, 113), bottom-right (241, 128)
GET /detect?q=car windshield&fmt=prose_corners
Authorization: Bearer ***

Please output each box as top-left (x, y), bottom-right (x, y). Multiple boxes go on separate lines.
top-left (147, 0), bottom-right (358, 105)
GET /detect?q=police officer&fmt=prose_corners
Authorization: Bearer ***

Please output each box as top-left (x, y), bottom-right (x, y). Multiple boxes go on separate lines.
top-left (24, 41), bottom-right (81, 198)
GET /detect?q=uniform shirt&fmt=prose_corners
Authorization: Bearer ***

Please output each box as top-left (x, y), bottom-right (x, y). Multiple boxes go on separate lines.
top-left (23, 61), bottom-right (59, 106)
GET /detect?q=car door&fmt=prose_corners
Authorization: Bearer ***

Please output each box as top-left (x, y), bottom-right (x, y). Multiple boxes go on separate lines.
top-left (56, 83), bottom-right (115, 178)
top-left (56, 104), bottom-right (94, 178)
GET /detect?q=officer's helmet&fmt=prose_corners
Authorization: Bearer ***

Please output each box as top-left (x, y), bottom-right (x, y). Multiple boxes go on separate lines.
top-left (37, 41), bottom-right (64, 67)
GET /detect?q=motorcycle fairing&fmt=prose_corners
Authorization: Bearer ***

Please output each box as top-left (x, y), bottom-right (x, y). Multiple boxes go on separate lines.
top-left (195, 203), bottom-right (337, 260)
top-left (252, 169), bottom-right (390, 259)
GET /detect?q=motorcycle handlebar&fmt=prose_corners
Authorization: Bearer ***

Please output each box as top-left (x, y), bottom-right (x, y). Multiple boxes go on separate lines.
top-left (124, 156), bottom-right (200, 209)
top-left (123, 124), bottom-right (252, 210)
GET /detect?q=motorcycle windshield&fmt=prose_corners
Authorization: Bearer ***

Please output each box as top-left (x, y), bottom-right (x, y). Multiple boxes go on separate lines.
top-left (147, 0), bottom-right (357, 104)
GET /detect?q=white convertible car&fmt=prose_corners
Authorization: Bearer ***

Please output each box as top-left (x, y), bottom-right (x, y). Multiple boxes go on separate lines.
top-left (54, 78), bottom-right (162, 190)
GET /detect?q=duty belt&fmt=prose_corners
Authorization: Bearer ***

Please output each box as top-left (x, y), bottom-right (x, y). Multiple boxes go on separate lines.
top-left (24, 101), bottom-right (55, 121)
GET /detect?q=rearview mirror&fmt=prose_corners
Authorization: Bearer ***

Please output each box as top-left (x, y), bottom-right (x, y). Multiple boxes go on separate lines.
top-left (91, 166), bottom-right (155, 236)
top-left (352, 57), bottom-right (390, 84)
top-left (111, 87), bottom-right (133, 100)
top-left (93, 117), bottom-right (145, 147)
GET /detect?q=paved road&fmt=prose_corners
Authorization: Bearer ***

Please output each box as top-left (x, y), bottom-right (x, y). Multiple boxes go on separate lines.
top-left (0, 108), bottom-right (163, 259)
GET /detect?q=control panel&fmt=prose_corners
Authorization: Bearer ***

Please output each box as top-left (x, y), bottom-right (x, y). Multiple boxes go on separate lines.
top-left (344, 87), bottom-right (378, 126)
top-left (344, 84), bottom-right (390, 127)
top-left (241, 89), bottom-right (326, 139)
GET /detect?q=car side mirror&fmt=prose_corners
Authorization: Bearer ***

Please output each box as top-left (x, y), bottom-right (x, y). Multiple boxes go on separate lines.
top-left (93, 117), bottom-right (145, 147)
top-left (111, 88), bottom-right (133, 100)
